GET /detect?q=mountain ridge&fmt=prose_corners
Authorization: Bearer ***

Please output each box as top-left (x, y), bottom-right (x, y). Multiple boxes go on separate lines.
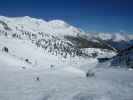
top-left (0, 16), bottom-right (132, 41)
top-left (0, 16), bottom-right (132, 60)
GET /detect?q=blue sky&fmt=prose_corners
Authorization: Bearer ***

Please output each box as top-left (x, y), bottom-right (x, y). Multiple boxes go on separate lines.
top-left (0, 0), bottom-right (133, 33)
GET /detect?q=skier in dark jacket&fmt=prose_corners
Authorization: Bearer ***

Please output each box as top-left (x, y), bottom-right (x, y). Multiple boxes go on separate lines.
top-left (86, 70), bottom-right (95, 77)
top-left (36, 77), bottom-right (40, 81)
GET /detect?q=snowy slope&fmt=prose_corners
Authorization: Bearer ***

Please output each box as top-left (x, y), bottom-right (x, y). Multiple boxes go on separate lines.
top-left (0, 53), bottom-right (133, 100)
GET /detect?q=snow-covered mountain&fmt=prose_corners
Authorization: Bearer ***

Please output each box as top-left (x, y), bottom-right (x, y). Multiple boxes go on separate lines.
top-left (0, 16), bottom-right (132, 40)
top-left (0, 16), bottom-right (133, 100)
top-left (0, 16), bottom-right (116, 58)
top-left (0, 16), bottom-right (97, 68)
top-left (1, 16), bottom-right (133, 65)
top-left (0, 16), bottom-right (85, 37)
top-left (0, 16), bottom-right (132, 65)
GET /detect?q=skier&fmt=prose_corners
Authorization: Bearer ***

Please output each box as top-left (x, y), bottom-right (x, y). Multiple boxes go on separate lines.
top-left (36, 77), bottom-right (40, 81)
top-left (50, 64), bottom-right (54, 69)
top-left (21, 66), bottom-right (26, 69)
top-left (86, 70), bottom-right (95, 77)
top-left (2, 46), bottom-right (9, 53)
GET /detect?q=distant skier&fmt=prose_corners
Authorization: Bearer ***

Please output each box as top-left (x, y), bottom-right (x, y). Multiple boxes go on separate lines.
top-left (21, 66), bottom-right (26, 69)
top-left (2, 46), bottom-right (9, 53)
top-left (24, 58), bottom-right (33, 64)
top-left (86, 70), bottom-right (95, 77)
top-left (50, 64), bottom-right (55, 69)
top-left (35, 77), bottom-right (40, 81)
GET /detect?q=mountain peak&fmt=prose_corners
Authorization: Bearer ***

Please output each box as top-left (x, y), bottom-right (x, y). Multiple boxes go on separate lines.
top-left (48, 19), bottom-right (70, 28)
